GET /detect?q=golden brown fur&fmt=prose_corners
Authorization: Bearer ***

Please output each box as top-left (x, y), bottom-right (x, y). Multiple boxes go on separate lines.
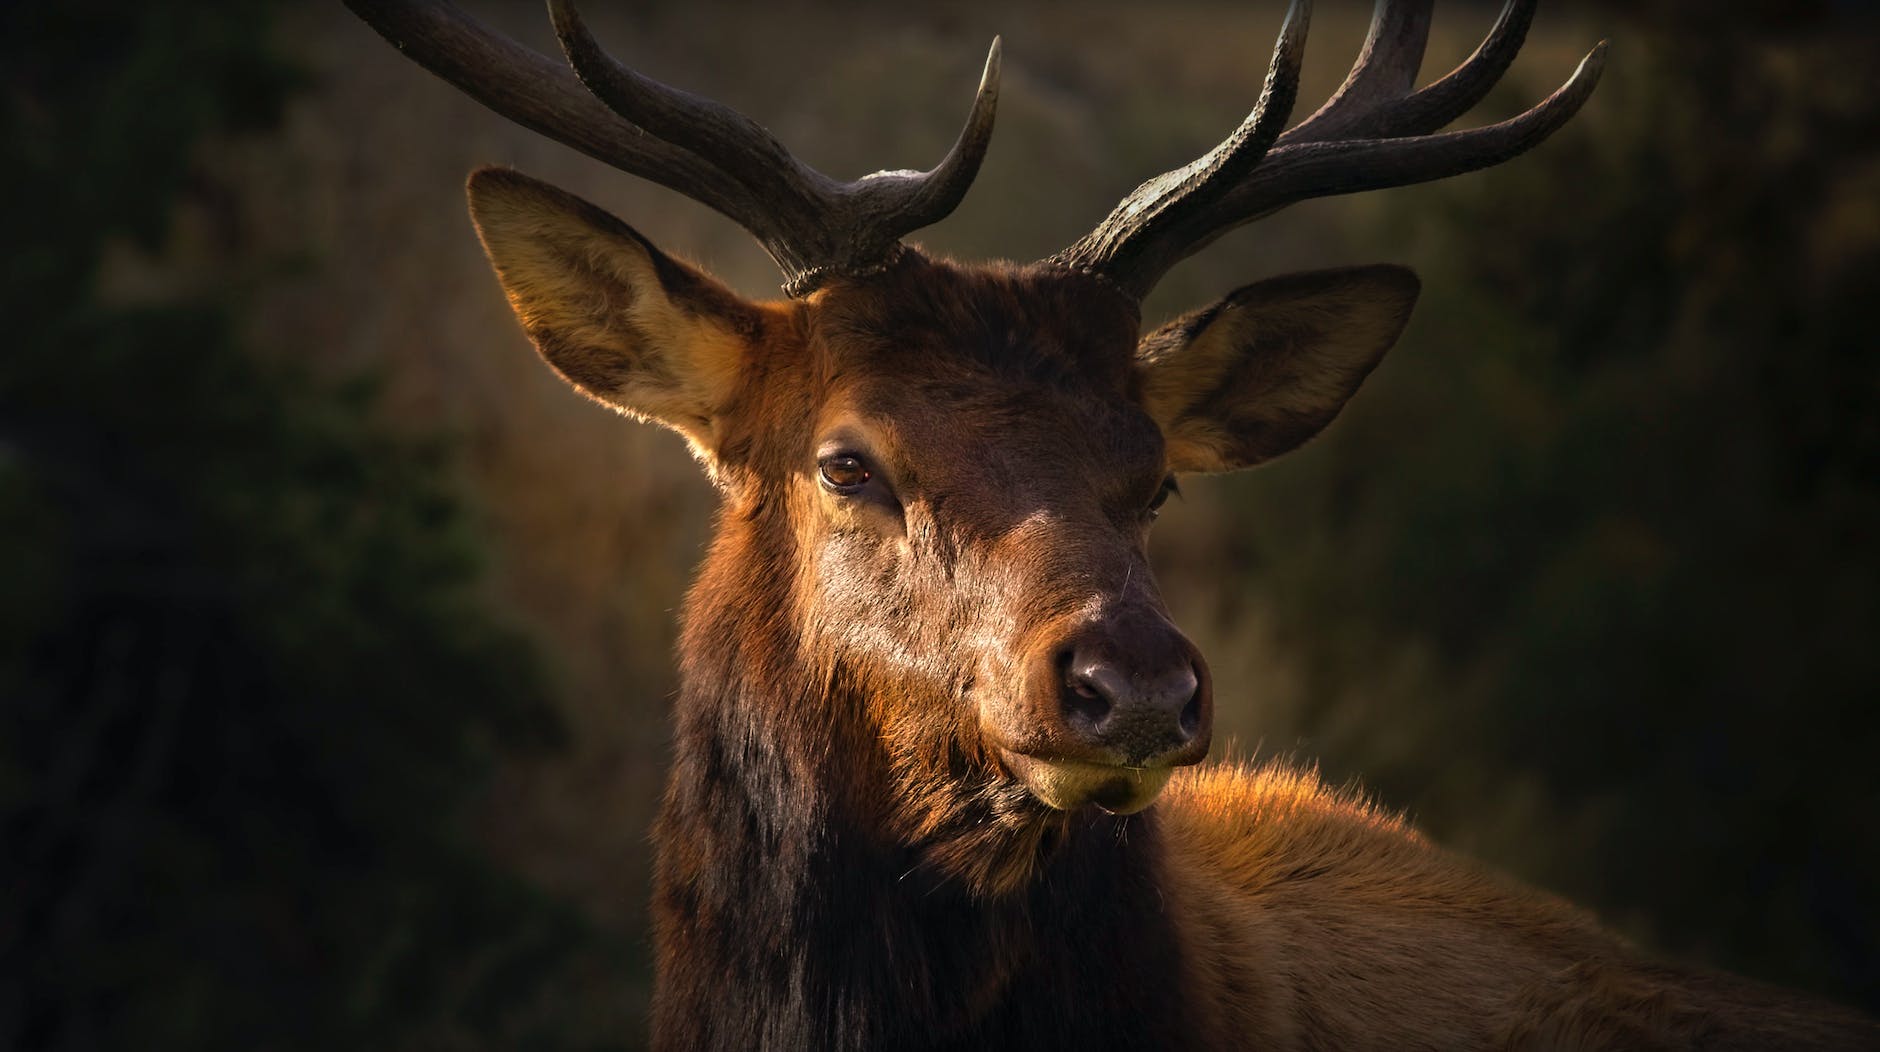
top-left (1158, 763), bottom-right (1875, 1049)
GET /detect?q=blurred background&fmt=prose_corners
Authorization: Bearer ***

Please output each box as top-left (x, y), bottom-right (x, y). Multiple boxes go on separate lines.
top-left (4, 0), bottom-right (1877, 1047)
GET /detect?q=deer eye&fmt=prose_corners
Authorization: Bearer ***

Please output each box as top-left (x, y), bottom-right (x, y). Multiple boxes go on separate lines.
top-left (818, 453), bottom-right (872, 493)
top-left (1146, 475), bottom-right (1179, 520)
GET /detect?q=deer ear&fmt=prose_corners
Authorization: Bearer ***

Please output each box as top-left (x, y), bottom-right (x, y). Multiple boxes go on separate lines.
top-left (466, 167), bottom-right (763, 451)
top-left (1136, 265), bottom-right (1419, 473)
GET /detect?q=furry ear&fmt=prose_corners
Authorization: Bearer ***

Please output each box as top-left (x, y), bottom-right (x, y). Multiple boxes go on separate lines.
top-left (1136, 265), bottom-right (1419, 473)
top-left (466, 167), bottom-right (765, 453)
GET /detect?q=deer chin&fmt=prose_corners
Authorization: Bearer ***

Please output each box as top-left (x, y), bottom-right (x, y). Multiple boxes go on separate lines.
top-left (1000, 752), bottom-right (1174, 815)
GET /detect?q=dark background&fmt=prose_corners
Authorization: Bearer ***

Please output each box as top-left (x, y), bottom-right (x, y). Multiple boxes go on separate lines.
top-left (4, 1), bottom-right (1876, 1047)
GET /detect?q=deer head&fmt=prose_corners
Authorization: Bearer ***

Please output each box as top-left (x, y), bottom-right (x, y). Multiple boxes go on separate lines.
top-left (350, 0), bottom-right (1603, 894)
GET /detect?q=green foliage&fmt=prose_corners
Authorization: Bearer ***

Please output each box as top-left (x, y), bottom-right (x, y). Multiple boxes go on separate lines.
top-left (0, 3), bottom-right (629, 1048)
top-left (1227, 21), bottom-right (1880, 1009)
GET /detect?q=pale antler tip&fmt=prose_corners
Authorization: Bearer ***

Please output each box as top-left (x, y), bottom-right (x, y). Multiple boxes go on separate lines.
top-left (545, 0), bottom-right (597, 65)
top-left (545, 0), bottom-right (578, 31)
top-left (1568, 40), bottom-right (1609, 92)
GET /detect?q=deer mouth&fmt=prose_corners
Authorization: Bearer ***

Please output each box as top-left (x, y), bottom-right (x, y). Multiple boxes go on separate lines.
top-left (999, 751), bottom-right (1175, 815)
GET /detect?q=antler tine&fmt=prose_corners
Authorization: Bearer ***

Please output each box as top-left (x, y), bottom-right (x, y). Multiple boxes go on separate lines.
top-left (1286, 0), bottom-right (1538, 145)
top-left (546, 0), bottom-right (829, 213)
top-left (1289, 0), bottom-right (1433, 143)
top-left (1386, 0), bottom-right (1537, 137)
top-left (1131, 41), bottom-right (1606, 294)
top-left (1052, 0), bottom-right (1311, 286)
top-left (869, 37), bottom-right (1004, 239)
top-left (1246, 41), bottom-right (1603, 210)
top-left (351, 0), bottom-right (1001, 296)
top-left (546, 0), bottom-right (1004, 292)
top-left (1050, 0), bottom-right (1603, 301)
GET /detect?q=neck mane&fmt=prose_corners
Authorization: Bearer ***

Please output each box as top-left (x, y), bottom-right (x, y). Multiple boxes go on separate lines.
top-left (647, 517), bottom-right (1201, 1050)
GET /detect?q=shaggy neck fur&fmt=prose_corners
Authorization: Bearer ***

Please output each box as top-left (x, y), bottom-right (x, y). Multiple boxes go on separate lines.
top-left (648, 512), bottom-right (1205, 1051)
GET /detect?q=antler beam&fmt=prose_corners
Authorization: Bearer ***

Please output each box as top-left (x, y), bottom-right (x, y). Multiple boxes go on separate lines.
top-left (345, 0), bottom-right (1001, 296)
top-left (1051, 0), bottom-right (1606, 300)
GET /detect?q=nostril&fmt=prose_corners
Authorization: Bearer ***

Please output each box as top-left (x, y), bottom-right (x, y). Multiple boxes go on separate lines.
top-left (1059, 649), bottom-right (1113, 728)
top-left (1173, 662), bottom-right (1202, 738)
top-left (1066, 678), bottom-right (1110, 726)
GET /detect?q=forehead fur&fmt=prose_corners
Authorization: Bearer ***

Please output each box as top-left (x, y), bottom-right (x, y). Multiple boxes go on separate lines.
top-left (711, 251), bottom-right (1161, 492)
top-left (812, 253), bottom-right (1143, 392)
top-left (811, 254), bottom-right (1167, 497)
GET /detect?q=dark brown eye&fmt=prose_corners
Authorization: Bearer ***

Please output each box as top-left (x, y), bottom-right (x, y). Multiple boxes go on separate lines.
top-left (1146, 475), bottom-right (1178, 520)
top-left (818, 453), bottom-right (871, 493)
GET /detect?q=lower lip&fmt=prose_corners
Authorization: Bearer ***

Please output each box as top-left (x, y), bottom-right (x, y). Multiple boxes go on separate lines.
top-left (1001, 752), bottom-right (1174, 814)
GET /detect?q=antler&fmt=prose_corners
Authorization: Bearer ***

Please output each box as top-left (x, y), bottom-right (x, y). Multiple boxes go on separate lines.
top-left (1051, 0), bottom-right (1607, 300)
top-left (344, 0), bottom-right (1001, 296)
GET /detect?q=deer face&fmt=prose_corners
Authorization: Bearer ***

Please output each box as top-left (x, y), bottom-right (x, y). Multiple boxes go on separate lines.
top-left (468, 169), bottom-right (1419, 846)
top-left (794, 261), bottom-right (1207, 820)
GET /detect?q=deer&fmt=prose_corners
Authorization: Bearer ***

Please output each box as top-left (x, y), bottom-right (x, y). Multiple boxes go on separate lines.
top-left (346, 0), bottom-right (1878, 1047)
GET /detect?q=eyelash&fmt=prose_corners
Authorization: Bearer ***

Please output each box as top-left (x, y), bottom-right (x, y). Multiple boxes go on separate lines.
top-left (1146, 476), bottom-right (1179, 519)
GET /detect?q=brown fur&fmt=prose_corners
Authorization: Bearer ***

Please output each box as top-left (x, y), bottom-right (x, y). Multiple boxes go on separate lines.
top-left (1158, 764), bottom-right (1874, 1049)
top-left (462, 167), bottom-right (1877, 1049)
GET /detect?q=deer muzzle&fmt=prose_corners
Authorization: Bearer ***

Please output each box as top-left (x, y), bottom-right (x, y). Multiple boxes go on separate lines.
top-left (990, 604), bottom-right (1213, 813)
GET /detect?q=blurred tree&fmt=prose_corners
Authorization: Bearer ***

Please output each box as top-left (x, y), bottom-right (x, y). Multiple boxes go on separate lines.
top-left (1225, 11), bottom-right (1880, 1012)
top-left (0, 3), bottom-right (629, 1048)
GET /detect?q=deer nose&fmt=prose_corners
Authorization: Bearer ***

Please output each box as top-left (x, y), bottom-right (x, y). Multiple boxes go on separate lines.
top-left (1057, 634), bottom-right (1209, 768)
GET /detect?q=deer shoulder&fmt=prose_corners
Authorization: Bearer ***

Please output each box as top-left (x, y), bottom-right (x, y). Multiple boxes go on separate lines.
top-left (1159, 763), bottom-right (1875, 1050)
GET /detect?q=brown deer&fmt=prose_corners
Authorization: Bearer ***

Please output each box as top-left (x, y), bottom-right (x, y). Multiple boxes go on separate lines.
top-left (348, 1), bottom-right (1878, 1047)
